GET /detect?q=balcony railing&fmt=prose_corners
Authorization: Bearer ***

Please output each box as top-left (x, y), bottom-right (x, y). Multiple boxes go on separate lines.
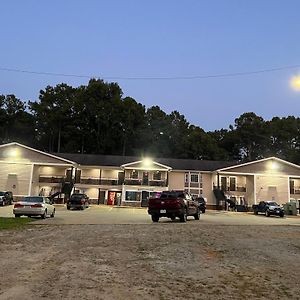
top-left (236, 186), bottom-right (246, 192)
top-left (218, 186), bottom-right (247, 193)
top-left (80, 178), bottom-right (119, 185)
top-left (290, 188), bottom-right (300, 195)
top-left (39, 176), bottom-right (64, 183)
top-left (124, 178), bottom-right (167, 187)
top-left (185, 182), bottom-right (201, 188)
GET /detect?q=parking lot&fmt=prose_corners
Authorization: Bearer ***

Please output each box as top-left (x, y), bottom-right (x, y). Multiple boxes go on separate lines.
top-left (1, 204), bottom-right (300, 225)
top-left (1, 205), bottom-right (300, 299)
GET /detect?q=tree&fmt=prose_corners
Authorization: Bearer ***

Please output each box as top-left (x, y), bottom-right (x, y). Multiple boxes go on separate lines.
top-left (268, 116), bottom-right (300, 163)
top-left (186, 126), bottom-right (229, 160)
top-left (0, 94), bottom-right (34, 145)
top-left (118, 97), bottom-right (146, 156)
top-left (29, 84), bottom-right (76, 152)
top-left (231, 112), bottom-right (268, 161)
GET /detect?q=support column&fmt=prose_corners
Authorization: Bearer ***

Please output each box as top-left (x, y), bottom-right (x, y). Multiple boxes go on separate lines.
top-left (28, 164), bottom-right (34, 196)
top-left (287, 177), bottom-right (290, 203)
top-left (253, 174), bottom-right (257, 205)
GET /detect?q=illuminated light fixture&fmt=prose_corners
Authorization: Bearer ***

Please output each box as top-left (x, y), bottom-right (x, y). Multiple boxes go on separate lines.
top-left (269, 161), bottom-right (278, 171)
top-left (7, 148), bottom-right (20, 159)
top-left (290, 75), bottom-right (300, 91)
top-left (142, 158), bottom-right (153, 167)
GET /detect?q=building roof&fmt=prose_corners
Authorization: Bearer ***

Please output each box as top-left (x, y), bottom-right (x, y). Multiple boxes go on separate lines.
top-left (0, 142), bottom-right (76, 166)
top-left (55, 153), bottom-right (236, 171)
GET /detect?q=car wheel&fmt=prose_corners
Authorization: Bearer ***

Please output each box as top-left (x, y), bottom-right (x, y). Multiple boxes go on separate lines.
top-left (280, 212), bottom-right (284, 218)
top-left (170, 216), bottom-right (176, 221)
top-left (151, 214), bottom-right (159, 222)
top-left (254, 210), bottom-right (258, 215)
top-left (67, 206), bottom-right (70, 210)
top-left (15, 214), bottom-right (21, 218)
top-left (41, 210), bottom-right (47, 219)
top-left (180, 208), bottom-right (187, 223)
top-left (265, 210), bottom-right (270, 217)
top-left (50, 209), bottom-right (55, 218)
top-left (194, 209), bottom-right (200, 220)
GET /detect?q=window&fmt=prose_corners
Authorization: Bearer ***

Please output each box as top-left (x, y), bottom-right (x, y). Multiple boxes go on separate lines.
top-left (130, 170), bottom-right (138, 179)
top-left (190, 174), bottom-right (199, 183)
top-left (229, 177), bottom-right (236, 191)
top-left (185, 173), bottom-right (189, 183)
top-left (221, 177), bottom-right (227, 191)
top-left (125, 191), bottom-right (140, 201)
top-left (153, 171), bottom-right (162, 180)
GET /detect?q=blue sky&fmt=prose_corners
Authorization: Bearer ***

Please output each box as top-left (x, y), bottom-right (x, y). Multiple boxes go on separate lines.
top-left (1, 0), bottom-right (300, 131)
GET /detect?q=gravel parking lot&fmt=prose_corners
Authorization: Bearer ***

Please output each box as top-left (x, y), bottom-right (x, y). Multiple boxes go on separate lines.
top-left (1, 206), bottom-right (300, 300)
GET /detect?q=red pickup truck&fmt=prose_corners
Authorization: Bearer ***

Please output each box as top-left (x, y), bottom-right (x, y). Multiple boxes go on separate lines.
top-left (148, 191), bottom-right (200, 222)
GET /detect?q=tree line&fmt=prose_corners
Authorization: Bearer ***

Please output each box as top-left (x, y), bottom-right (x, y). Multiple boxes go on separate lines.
top-left (1, 79), bottom-right (299, 164)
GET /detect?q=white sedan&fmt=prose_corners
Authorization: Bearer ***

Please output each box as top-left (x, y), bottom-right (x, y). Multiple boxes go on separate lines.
top-left (13, 196), bottom-right (55, 219)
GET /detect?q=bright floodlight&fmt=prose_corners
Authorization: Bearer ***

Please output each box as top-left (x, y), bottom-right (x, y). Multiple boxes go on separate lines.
top-left (7, 148), bottom-right (20, 159)
top-left (143, 158), bottom-right (153, 167)
top-left (269, 161), bottom-right (278, 171)
top-left (290, 75), bottom-right (300, 91)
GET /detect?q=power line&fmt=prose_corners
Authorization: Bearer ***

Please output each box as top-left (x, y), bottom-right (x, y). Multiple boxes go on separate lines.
top-left (0, 64), bottom-right (300, 80)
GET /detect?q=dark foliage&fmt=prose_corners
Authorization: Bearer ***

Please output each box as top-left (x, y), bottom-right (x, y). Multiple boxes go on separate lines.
top-left (1, 80), bottom-right (300, 164)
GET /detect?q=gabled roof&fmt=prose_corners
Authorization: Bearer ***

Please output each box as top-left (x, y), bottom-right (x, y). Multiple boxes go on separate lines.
top-left (56, 152), bottom-right (236, 171)
top-left (216, 156), bottom-right (300, 176)
top-left (217, 157), bottom-right (300, 172)
top-left (0, 142), bottom-right (76, 166)
top-left (121, 160), bottom-right (172, 171)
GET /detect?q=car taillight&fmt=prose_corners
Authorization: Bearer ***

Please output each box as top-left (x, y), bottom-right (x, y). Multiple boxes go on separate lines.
top-left (31, 203), bottom-right (43, 208)
top-left (14, 203), bottom-right (23, 208)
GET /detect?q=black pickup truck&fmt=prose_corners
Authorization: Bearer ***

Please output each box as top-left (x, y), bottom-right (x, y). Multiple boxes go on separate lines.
top-left (148, 190), bottom-right (200, 222)
top-left (252, 201), bottom-right (284, 217)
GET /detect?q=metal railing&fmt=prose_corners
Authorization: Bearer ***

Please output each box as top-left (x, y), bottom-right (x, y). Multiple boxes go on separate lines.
top-left (124, 178), bottom-right (167, 187)
top-left (39, 176), bottom-right (64, 183)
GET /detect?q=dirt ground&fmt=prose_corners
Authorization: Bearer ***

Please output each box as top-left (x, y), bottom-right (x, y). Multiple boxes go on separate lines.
top-left (0, 223), bottom-right (300, 300)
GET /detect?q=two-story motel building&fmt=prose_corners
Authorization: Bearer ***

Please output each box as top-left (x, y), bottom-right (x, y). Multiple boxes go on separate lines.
top-left (1, 142), bottom-right (300, 209)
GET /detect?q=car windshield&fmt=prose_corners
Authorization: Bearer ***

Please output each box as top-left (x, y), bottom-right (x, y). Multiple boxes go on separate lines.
top-left (22, 197), bottom-right (43, 203)
top-left (0, 192), bottom-right (5, 196)
top-left (267, 202), bottom-right (279, 206)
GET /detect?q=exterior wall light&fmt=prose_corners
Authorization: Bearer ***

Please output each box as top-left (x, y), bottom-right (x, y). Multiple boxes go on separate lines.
top-left (5, 148), bottom-right (21, 160)
top-left (143, 158), bottom-right (153, 167)
top-left (269, 161), bottom-right (278, 171)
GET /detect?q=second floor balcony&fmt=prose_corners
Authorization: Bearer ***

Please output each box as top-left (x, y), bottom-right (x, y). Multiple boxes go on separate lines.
top-left (39, 176), bottom-right (64, 183)
top-left (124, 178), bottom-right (167, 187)
top-left (80, 178), bottom-right (120, 185)
top-left (218, 186), bottom-right (247, 193)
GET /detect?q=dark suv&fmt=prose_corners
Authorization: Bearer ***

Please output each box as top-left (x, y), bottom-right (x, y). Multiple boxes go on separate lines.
top-left (0, 191), bottom-right (13, 206)
top-left (67, 193), bottom-right (89, 210)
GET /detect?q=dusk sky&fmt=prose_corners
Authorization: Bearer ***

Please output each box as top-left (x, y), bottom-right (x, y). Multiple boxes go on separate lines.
top-left (1, 0), bottom-right (300, 131)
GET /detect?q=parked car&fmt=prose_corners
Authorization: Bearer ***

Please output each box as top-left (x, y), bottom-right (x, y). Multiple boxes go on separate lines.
top-left (194, 197), bottom-right (206, 213)
top-left (0, 191), bottom-right (13, 206)
top-left (252, 201), bottom-right (284, 217)
top-left (67, 193), bottom-right (89, 210)
top-left (148, 190), bottom-right (200, 222)
top-left (13, 196), bottom-right (55, 218)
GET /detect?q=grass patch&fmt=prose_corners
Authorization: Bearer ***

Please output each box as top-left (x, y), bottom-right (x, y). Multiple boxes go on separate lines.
top-left (0, 217), bottom-right (34, 230)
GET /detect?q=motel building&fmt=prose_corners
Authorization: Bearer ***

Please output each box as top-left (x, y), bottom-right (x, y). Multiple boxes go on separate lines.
top-left (0, 142), bottom-right (300, 210)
